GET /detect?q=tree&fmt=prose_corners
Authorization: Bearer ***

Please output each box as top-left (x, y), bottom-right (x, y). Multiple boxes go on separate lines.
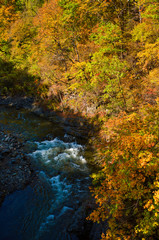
top-left (0, 0), bottom-right (20, 58)
top-left (88, 103), bottom-right (159, 239)
top-left (132, 0), bottom-right (159, 72)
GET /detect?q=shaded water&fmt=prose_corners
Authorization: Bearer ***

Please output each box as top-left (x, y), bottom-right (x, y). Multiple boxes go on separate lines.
top-left (0, 106), bottom-right (92, 240)
top-left (0, 106), bottom-right (64, 140)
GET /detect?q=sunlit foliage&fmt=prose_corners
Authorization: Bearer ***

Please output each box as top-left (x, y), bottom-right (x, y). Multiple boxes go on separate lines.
top-left (88, 103), bottom-right (159, 239)
top-left (0, 1), bottom-right (159, 238)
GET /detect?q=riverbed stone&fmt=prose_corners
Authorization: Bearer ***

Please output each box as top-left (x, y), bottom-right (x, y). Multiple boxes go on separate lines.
top-left (0, 129), bottom-right (36, 206)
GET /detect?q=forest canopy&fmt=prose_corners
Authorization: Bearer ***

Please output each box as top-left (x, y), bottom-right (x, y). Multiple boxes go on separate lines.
top-left (0, 0), bottom-right (158, 239)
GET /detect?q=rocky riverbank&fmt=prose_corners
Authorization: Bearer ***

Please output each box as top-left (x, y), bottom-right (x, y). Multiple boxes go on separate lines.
top-left (0, 96), bottom-right (104, 239)
top-left (0, 95), bottom-right (92, 206)
top-left (0, 130), bottom-right (36, 205)
top-left (0, 95), bottom-right (92, 142)
top-left (0, 128), bottom-right (104, 239)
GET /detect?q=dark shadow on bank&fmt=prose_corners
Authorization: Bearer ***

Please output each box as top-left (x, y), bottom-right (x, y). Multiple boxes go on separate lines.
top-left (0, 57), bottom-right (98, 145)
top-left (0, 58), bottom-right (36, 96)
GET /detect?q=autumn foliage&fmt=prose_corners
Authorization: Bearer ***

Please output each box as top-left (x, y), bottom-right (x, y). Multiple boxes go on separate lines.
top-left (88, 103), bottom-right (159, 239)
top-left (0, 0), bottom-right (159, 239)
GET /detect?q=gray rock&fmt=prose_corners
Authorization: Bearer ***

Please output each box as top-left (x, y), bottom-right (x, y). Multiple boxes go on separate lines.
top-left (1, 149), bottom-right (10, 155)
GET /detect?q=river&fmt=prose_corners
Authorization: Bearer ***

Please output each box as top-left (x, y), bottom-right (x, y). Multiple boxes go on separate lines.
top-left (0, 106), bottom-right (94, 240)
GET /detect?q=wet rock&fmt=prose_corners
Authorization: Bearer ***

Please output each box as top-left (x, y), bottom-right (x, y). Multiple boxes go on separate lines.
top-left (11, 152), bottom-right (17, 157)
top-left (4, 136), bottom-right (10, 142)
top-left (0, 96), bottom-right (34, 110)
top-left (11, 159), bottom-right (16, 164)
top-left (0, 129), bottom-right (35, 206)
top-left (1, 149), bottom-right (10, 155)
top-left (0, 153), bottom-right (3, 161)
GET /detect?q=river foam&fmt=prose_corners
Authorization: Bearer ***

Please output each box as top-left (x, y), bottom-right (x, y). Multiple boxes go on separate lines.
top-left (30, 138), bottom-right (88, 173)
top-left (28, 138), bottom-right (90, 239)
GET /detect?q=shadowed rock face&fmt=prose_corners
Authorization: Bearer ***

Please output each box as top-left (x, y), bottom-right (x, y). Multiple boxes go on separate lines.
top-left (0, 96), bottom-right (34, 109)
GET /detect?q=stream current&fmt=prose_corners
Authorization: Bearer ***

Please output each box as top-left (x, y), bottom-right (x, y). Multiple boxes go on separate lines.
top-left (0, 107), bottom-right (92, 240)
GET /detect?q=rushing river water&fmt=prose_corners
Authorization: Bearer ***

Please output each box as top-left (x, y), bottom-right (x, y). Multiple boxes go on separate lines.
top-left (0, 107), bottom-right (93, 240)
